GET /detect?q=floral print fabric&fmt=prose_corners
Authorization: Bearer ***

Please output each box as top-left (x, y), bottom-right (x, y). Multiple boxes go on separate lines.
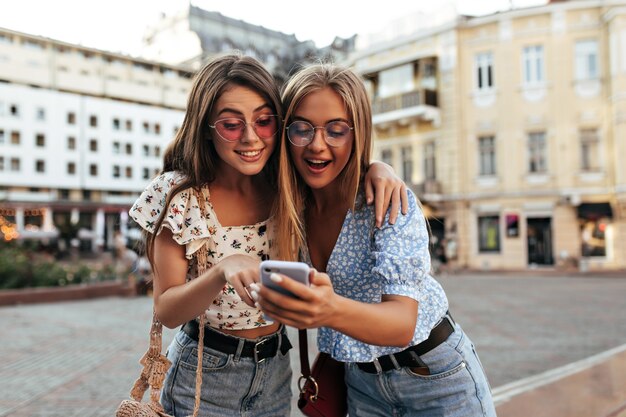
top-left (130, 171), bottom-right (277, 330)
top-left (305, 190), bottom-right (449, 363)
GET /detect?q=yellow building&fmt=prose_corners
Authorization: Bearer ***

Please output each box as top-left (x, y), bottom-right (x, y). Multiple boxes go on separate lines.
top-left (350, 0), bottom-right (626, 271)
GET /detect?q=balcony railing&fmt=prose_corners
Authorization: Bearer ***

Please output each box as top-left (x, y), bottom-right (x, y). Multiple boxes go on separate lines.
top-left (410, 179), bottom-right (442, 196)
top-left (371, 89), bottom-right (438, 115)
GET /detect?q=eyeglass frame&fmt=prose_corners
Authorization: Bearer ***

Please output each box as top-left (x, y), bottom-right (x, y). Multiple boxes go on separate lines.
top-left (285, 120), bottom-right (354, 147)
top-left (208, 114), bottom-right (281, 142)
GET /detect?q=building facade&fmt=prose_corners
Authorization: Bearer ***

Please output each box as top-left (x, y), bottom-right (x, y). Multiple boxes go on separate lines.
top-left (142, 4), bottom-right (356, 83)
top-left (350, 0), bottom-right (626, 271)
top-left (0, 27), bottom-right (190, 251)
top-left (0, 4), bottom-right (357, 253)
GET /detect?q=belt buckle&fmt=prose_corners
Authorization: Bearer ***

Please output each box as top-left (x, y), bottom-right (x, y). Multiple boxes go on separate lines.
top-left (253, 338), bottom-right (269, 363)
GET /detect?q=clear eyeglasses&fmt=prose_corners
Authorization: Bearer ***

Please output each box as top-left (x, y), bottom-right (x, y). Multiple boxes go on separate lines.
top-left (286, 120), bottom-right (354, 147)
top-left (209, 115), bottom-right (279, 142)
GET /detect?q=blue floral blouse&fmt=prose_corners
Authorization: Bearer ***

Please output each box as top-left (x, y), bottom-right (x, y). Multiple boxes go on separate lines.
top-left (303, 189), bottom-right (449, 363)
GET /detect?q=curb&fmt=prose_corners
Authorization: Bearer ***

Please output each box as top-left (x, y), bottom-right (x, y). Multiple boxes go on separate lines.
top-left (0, 281), bottom-right (136, 306)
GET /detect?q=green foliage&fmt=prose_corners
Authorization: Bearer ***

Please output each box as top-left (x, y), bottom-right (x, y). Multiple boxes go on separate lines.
top-left (0, 243), bottom-right (122, 290)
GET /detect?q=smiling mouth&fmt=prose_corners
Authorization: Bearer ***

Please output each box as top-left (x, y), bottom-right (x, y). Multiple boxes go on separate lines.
top-left (236, 149), bottom-right (263, 157)
top-left (306, 159), bottom-right (331, 168)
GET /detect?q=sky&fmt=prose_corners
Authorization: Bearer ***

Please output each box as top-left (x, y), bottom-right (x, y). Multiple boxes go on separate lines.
top-left (0, 0), bottom-right (546, 57)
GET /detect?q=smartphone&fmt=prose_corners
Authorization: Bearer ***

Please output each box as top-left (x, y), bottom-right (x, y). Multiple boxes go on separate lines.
top-left (260, 260), bottom-right (310, 298)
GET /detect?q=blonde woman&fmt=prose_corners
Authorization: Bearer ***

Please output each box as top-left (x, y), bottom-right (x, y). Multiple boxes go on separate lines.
top-left (256, 63), bottom-right (496, 417)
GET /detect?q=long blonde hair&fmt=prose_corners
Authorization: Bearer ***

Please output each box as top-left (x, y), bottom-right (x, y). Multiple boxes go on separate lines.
top-left (275, 63), bottom-right (372, 260)
top-left (145, 52), bottom-right (282, 266)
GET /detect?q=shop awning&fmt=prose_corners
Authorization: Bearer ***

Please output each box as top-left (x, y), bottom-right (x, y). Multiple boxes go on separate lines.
top-left (577, 202), bottom-right (613, 220)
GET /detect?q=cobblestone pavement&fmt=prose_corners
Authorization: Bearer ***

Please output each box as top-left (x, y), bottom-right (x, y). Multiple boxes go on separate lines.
top-left (0, 272), bottom-right (625, 416)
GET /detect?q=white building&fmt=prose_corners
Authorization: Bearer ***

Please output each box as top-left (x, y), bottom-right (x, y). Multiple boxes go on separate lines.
top-left (0, 27), bottom-right (191, 251)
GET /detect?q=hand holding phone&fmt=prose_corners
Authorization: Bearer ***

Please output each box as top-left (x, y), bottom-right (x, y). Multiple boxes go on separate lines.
top-left (260, 260), bottom-right (310, 298)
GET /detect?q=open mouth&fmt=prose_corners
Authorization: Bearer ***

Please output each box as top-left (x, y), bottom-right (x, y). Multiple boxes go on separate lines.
top-left (306, 159), bottom-right (331, 169)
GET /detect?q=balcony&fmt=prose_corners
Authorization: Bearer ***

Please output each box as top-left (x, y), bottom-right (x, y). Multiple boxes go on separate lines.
top-left (372, 89), bottom-right (439, 126)
top-left (410, 179), bottom-right (442, 197)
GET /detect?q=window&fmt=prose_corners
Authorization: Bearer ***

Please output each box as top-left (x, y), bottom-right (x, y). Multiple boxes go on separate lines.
top-left (401, 146), bottom-right (413, 183)
top-left (581, 219), bottom-right (607, 257)
top-left (0, 156), bottom-right (4, 170)
top-left (125, 143), bottom-right (132, 155)
top-left (528, 132), bottom-right (547, 173)
top-left (10, 104), bottom-right (19, 117)
top-left (575, 40), bottom-right (599, 80)
top-left (143, 167), bottom-right (150, 179)
top-left (478, 136), bottom-right (496, 176)
top-left (67, 162), bottom-right (76, 175)
top-left (580, 128), bottom-right (600, 171)
top-left (35, 160), bottom-right (45, 173)
top-left (0, 129), bottom-right (4, 144)
top-left (112, 142), bottom-right (120, 154)
top-left (112, 118), bottom-right (120, 130)
top-left (381, 149), bottom-right (393, 167)
top-left (59, 189), bottom-right (70, 200)
top-left (475, 52), bottom-right (493, 90)
top-left (154, 123), bottom-right (161, 135)
top-left (67, 136), bottom-right (76, 150)
top-left (113, 165), bottom-right (120, 178)
top-left (36, 107), bottom-right (45, 120)
top-left (89, 139), bottom-right (98, 152)
top-left (35, 133), bottom-right (45, 147)
top-left (523, 45), bottom-right (544, 85)
top-left (478, 215), bottom-right (500, 252)
top-left (82, 190), bottom-right (92, 200)
top-left (67, 112), bottom-right (76, 125)
top-left (379, 63), bottom-right (414, 98)
top-left (142, 144), bottom-right (150, 157)
top-left (10, 157), bottom-right (20, 171)
top-left (154, 146), bottom-right (161, 157)
top-left (125, 166), bottom-right (133, 178)
top-left (424, 142), bottom-right (436, 180)
top-left (89, 164), bottom-right (98, 176)
top-left (143, 121), bottom-right (150, 133)
top-left (89, 115), bottom-right (98, 127)
top-left (126, 120), bottom-right (133, 131)
top-left (11, 131), bottom-right (20, 145)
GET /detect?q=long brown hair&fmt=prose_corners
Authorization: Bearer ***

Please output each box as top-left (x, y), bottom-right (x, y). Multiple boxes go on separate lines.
top-left (275, 63), bottom-right (372, 260)
top-left (145, 52), bottom-right (282, 266)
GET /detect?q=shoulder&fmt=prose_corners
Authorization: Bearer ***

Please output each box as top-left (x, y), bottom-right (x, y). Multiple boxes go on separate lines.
top-left (148, 171), bottom-right (188, 195)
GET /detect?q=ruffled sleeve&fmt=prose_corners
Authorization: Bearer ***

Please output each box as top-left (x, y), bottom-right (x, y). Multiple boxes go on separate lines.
top-left (129, 172), bottom-right (215, 258)
top-left (371, 189), bottom-right (431, 300)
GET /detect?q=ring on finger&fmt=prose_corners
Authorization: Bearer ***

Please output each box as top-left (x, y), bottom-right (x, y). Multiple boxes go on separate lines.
top-left (243, 286), bottom-right (252, 299)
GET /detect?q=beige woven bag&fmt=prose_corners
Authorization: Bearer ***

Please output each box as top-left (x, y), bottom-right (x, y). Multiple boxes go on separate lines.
top-left (116, 188), bottom-right (211, 417)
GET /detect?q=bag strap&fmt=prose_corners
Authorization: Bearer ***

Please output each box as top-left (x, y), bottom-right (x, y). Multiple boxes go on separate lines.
top-left (298, 329), bottom-right (312, 378)
top-left (189, 186), bottom-right (211, 417)
top-left (128, 186), bottom-right (211, 417)
top-left (128, 311), bottom-right (170, 406)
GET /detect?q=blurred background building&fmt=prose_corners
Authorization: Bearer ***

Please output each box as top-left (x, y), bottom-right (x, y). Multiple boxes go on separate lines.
top-left (351, 0), bottom-right (626, 271)
top-left (1, 0), bottom-right (625, 271)
top-left (0, 2), bottom-right (354, 254)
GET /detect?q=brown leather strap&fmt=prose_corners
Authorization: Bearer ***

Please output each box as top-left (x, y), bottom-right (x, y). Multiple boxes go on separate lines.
top-left (299, 329), bottom-right (311, 378)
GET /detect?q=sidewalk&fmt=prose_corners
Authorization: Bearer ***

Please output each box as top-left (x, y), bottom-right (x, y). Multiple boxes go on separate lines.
top-left (1, 272), bottom-right (625, 416)
top-left (495, 344), bottom-right (626, 417)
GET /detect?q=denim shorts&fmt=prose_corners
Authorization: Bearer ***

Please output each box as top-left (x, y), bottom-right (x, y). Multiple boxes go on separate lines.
top-left (160, 329), bottom-right (292, 417)
top-left (345, 324), bottom-right (496, 417)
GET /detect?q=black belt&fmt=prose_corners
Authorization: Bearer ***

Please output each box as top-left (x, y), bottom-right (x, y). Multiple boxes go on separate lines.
top-left (181, 320), bottom-right (292, 363)
top-left (356, 312), bottom-right (455, 374)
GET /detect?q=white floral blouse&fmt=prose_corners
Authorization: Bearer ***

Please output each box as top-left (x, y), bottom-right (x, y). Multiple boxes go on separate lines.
top-left (129, 171), bottom-right (277, 330)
